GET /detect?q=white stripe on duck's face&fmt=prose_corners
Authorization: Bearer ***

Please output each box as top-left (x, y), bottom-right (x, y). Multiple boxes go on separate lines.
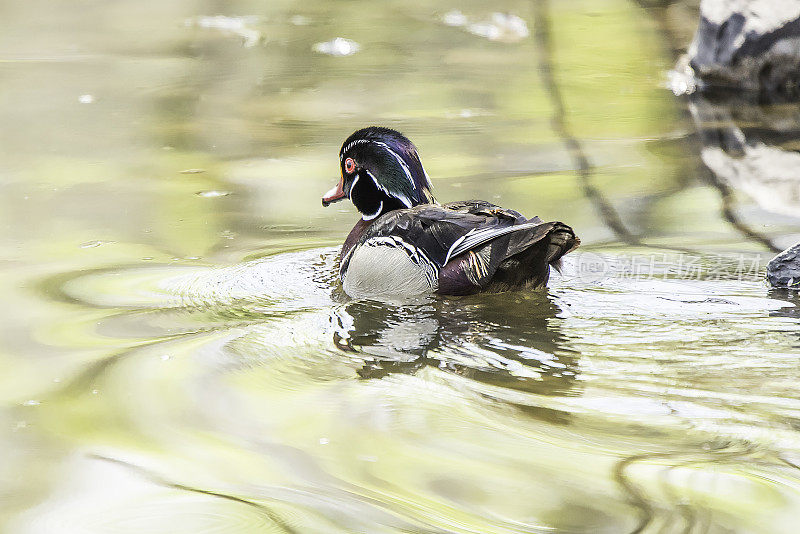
top-left (342, 237), bottom-right (439, 298)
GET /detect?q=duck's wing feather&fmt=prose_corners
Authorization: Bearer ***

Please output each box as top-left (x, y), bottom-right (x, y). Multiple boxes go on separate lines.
top-left (443, 220), bottom-right (550, 265)
top-left (353, 203), bottom-right (513, 266)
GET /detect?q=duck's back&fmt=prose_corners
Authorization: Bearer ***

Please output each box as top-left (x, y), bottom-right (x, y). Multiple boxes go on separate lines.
top-left (339, 201), bottom-right (578, 298)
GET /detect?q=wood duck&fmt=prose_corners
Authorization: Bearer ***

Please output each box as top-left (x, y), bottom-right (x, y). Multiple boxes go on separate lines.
top-left (322, 127), bottom-right (579, 298)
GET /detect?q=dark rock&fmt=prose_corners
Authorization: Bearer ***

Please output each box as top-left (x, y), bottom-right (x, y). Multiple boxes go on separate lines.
top-left (767, 243), bottom-right (800, 288)
top-left (674, 1), bottom-right (800, 97)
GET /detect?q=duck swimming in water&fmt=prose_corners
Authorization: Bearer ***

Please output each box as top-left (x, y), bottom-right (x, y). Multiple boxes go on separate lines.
top-left (322, 127), bottom-right (579, 298)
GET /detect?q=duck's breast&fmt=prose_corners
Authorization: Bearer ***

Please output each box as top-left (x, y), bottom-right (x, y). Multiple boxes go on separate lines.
top-left (341, 237), bottom-right (438, 298)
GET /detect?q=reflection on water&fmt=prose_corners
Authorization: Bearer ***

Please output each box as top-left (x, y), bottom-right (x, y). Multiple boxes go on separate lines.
top-left (689, 94), bottom-right (800, 253)
top-left (338, 293), bottom-right (579, 399)
top-left (2, 0), bottom-right (800, 533)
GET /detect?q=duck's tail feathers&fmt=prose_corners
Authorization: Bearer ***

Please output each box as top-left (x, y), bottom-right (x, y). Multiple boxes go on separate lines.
top-left (486, 221), bottom-right (579, 291)
top-left (544, 222), bottom-right (580, 267)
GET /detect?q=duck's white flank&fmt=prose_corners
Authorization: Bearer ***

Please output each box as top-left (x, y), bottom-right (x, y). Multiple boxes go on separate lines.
top-left (342, 237), bottom-right (438, 298)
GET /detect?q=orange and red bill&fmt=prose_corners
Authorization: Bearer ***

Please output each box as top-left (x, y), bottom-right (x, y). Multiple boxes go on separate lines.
top-left (322, 177), bottom-right (346, 206)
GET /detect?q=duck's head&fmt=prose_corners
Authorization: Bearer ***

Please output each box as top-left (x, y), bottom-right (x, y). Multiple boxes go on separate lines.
top-left (322, 126), bottom-right (435, 220)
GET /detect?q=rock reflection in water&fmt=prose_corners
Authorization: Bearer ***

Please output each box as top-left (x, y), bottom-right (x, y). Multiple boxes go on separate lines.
top-left (687, 93), bottom-right (800, 263)
top-left (690, 94), bottom-right (800, 221)
top-left (768, 289), bottom-right (800, 319)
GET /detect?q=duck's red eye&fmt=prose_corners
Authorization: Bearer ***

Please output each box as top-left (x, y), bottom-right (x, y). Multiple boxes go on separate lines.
top-left (344, 157), bottom-right (356, 174)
